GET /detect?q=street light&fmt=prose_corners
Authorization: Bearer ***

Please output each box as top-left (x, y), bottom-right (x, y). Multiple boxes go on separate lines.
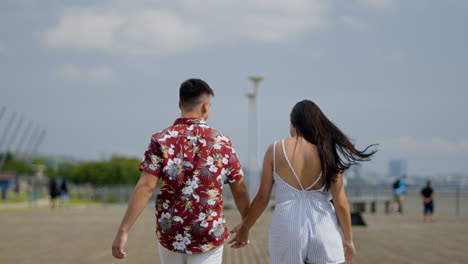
top-left (247, 76), bottom-right (263, 98)
top-left (245, 76), bottom-right (263, 196)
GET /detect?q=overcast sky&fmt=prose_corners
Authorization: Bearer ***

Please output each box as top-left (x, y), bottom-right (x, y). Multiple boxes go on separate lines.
top-left (0, 0), bottom-right (467, 177)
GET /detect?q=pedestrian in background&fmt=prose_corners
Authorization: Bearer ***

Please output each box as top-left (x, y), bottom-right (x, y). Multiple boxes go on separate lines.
top-left (421, 180), bottom-right (434, 222)
top-left (60, 179), bottom-right (69, 207)
top-left (49, 179), bottom-right (59, 208)
top-left (393, 175), bottom-right (409, 214)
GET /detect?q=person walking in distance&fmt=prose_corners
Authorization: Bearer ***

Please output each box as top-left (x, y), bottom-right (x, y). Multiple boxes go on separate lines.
top-left (421, 180), bottom-right (434, 222)
top-left (49, 178), bottom-right (59, 209)
top-left (112, 79), bottom-right (250, 264)
top-left (229, 100), bottom-right (377, 264)
top-left (60, 179), bottom-right (69, 207)
top-left (393, 175), bottom-right (409, 214)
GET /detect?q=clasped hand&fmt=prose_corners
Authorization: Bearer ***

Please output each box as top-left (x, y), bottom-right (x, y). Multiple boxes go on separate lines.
top-left (227, 223), bottom-right (250, 248)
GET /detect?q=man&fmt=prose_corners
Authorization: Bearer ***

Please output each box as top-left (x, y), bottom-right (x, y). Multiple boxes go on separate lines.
top-left (393, 175), bottom-right (409, 214)
top-left (421, 180), bottom-right (434, 222)
top-left (112, 79), bottom-right (250, 263)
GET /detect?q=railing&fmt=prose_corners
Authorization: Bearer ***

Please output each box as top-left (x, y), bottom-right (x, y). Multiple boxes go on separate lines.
top-left (53, 183), bottom-right (468, 216)
top-left (344, 184), bottom-right (468, 216)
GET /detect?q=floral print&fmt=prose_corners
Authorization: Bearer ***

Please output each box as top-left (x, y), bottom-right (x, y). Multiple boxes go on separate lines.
top-left (139, 118), bottom-right (243, 254)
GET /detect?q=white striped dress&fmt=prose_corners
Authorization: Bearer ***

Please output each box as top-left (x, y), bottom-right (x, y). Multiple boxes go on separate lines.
top-left (269, 140), bottom-right (345, 264)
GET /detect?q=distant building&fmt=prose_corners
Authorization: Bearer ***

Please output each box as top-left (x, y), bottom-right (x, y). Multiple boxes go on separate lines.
top-left (343, 165), bottom-right (365, 186)
top-left (388, 159), bottom-right (408, 178)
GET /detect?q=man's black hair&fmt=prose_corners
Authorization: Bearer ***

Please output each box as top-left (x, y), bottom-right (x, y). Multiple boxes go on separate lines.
top-left (179, 79), bottom-right (214, 110)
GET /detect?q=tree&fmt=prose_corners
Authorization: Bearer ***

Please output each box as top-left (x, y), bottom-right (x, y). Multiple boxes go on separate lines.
top-left (67, 156), bottom-right (141, 185)
top-left (0, 153), bottom-right (33, 174)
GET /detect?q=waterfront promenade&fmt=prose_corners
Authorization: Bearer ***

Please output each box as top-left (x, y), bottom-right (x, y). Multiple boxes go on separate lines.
top-left (1, 204), bottom-right (467, 264)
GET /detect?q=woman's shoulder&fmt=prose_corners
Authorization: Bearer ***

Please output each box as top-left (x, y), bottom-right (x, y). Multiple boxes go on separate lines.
top-left (268, 139), bottom-right (284, 150)
top-left (264, 140), bottom-right (281, 157)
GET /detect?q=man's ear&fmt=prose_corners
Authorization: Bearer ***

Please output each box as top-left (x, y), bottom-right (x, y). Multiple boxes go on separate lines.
top-left (179, 101), bottom-right (182, 111)
top-left (201, 101), bottom-right (208, 114)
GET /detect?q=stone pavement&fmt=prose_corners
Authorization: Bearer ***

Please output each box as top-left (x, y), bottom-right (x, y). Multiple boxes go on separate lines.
top-left (0, 206), bottom-right (467, 263)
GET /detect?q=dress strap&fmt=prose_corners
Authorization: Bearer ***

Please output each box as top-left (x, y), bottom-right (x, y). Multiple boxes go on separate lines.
top-left (304, 171), bottom-right (323, 191)
top-left (273, 141), bottom-right (277, 173)
top-left (281, 139), bottom-right (304, 191)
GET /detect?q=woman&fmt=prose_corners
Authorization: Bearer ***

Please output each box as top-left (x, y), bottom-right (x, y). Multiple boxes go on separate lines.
top-left (229, 100), bottom-right (377, 264)
top-left (60, 179), bottom-right (69, 206)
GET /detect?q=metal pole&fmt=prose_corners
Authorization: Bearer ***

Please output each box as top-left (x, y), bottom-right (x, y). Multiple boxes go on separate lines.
top-left (5, 116), bottom-right (25, 153)
top-left (246, 76), bottom-right (263, 197)
top-left (0, 106), bottom-right (6, 123)
top-left (119, 185), bottom-right (124, 205)
top-left (456, 185), bottom-right (460, 216)
top-left (86, 183), bottom-right (90, 207)
top-left (28, 129), bottom-right (46, 165)
top-left (247, 96), bottom-right (257, 196)
top-left (24, 125), bottom-right (41, 162)
top-left (14, 121), bottom-right (33, 158)
top-left (0, 112), bottom-right (17, 153)
top-left (104, 186), bottom-right (108, 206)
top-left (0, 113), bottom-right (21, 172)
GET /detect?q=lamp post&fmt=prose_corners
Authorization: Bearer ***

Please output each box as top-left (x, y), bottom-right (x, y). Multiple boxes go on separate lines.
top-left (246, 76), bottom-right (263, 197)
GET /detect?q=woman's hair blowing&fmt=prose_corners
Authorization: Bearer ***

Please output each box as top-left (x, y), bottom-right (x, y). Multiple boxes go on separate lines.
top-left (290, 100), bottom-right (377, 191)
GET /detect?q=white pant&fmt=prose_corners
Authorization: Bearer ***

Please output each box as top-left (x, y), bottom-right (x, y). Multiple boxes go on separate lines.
top-left (158, 243), bottom-right (223, 264)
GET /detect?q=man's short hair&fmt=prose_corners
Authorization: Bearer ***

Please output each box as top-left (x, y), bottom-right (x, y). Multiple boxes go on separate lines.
top-left (179, 79), bottom-right (214, 110)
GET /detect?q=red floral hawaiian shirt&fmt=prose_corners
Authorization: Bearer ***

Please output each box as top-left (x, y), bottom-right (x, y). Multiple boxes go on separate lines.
top-left (139, 118), bottom-right (243, 254)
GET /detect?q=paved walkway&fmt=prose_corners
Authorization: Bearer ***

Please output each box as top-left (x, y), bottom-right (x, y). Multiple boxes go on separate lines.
top-left (0, 206), bottom-right (467, 263)
top-left (0, 198), bottom-right (49, 211)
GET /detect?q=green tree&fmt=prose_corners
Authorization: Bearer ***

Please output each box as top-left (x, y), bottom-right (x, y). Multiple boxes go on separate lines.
top-left (68, 156), bottom-right (141, 185)
top-left (0, 153), bottom-right (33, 174)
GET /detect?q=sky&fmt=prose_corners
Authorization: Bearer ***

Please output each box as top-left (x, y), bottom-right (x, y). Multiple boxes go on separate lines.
top-left (0, 0), bottom-right (467, 177)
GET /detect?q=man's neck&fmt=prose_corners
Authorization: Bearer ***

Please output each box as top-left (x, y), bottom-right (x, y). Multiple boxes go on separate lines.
top-left (181, 112), bottom-right (203, 119)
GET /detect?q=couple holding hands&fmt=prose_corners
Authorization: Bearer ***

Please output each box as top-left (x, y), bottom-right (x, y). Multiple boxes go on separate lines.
top-left (112, 79), bottom-right (376, 264)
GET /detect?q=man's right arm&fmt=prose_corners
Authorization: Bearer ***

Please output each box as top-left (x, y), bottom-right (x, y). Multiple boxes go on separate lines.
top-left (112, 171), bottom-right (159, 259)
top-left (112, 136), bottom-right (162, 259)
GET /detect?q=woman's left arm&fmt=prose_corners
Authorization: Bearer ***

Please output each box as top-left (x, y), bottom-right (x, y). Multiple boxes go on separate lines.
top-left (228, 144), bottom-right (275, 248)
top-left (331, 172), bottom-right (355, 261)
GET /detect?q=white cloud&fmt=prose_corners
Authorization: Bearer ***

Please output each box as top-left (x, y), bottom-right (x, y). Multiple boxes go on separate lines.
top-left (43, 8), bottom-right (202, 55)
top-left (44, 10), bottom-right (124, 50)
top-left (55, 64), bottom-right (113, 82)
top-left (41, 0), bottom-right (332, 55)
top-left (181, 0), bottom-right (332, 42)
top-left (341, 15), bottom-right (371, 31)
top-left (357, 0), bottom-right (396, 11)
top-left (378, 136), bottom-right (468, 154)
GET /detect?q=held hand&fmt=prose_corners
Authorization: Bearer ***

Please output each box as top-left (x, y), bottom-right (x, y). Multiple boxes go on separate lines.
top-left (343, 240), bottom-right (355, 261)
top-left (112, 230), bottom-right (128, 259)
top-left (228, 227), bottom-right (250, 249)
top-left (230, 223), bottom-right (243, 234)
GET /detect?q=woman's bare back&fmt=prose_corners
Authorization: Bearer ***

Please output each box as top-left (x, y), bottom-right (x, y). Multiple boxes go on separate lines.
top-left (274, 137), bottom-right (324, 191)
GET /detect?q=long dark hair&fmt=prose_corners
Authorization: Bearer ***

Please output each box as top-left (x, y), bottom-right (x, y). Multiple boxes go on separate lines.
top-left (290, 100), bottom-right (377, 190)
